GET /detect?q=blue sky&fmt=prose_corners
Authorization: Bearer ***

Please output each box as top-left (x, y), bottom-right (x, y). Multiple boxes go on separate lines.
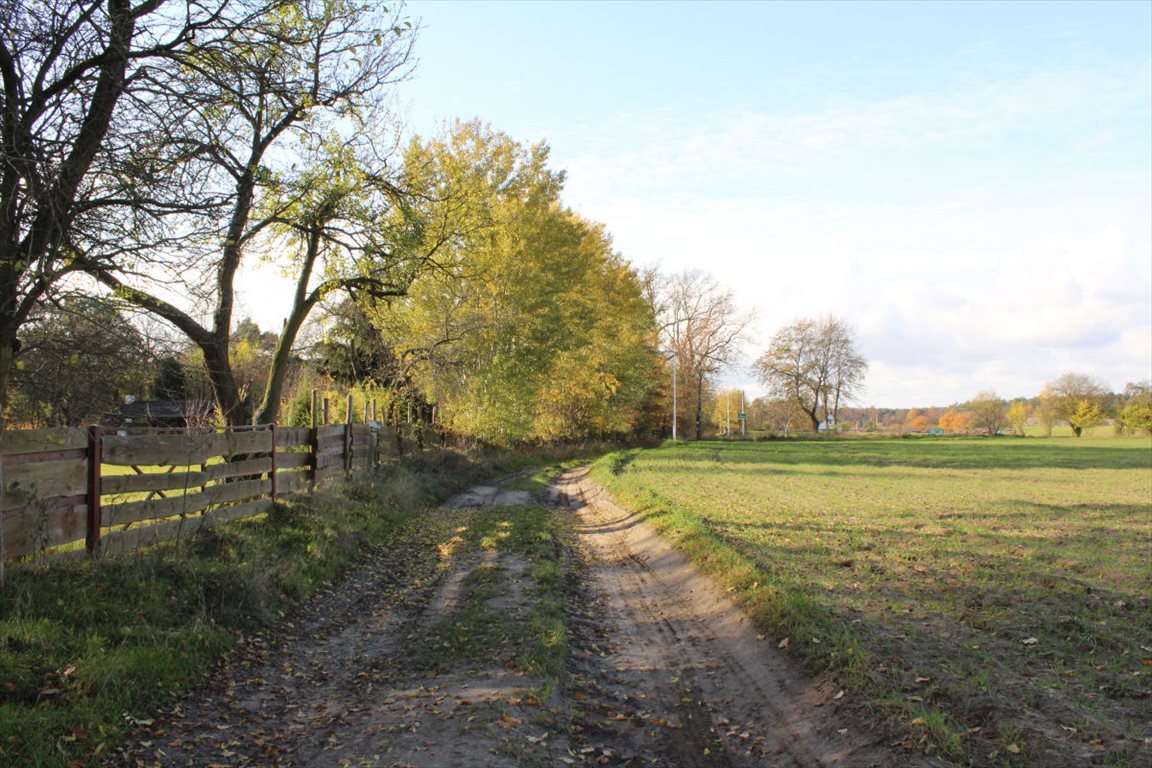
top-left (241, 0), bottom-right (1152, 407)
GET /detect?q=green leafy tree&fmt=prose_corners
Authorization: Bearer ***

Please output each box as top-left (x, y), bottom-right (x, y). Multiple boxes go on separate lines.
top-left (968, 391), bottom-right (1007, 436)
top-left (1041, 372), bottom-right (1107, 437)
top-left (1006, 400), bottom-right (1030, 436)
top-left (1116, 381), bottom-right (1151, 435)
top-left (150, 356), bottom-right (188, 401)
top-left (313, 300), bottom-right (399, 389)
top-left (378, 122), bottom-right (659, 444)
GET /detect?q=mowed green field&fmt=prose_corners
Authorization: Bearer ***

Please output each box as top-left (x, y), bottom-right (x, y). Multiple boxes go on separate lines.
top-left (589, 437), bottom-right (1152, 768)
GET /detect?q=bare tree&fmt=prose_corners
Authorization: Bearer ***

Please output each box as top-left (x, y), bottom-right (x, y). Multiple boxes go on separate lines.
top-left (657, 270), bottom-right (752, 440)
top-left (0, 0), bottom-right (247, 411)
top-left (753, 315), bottom-right (867, 433)
top-left (9, 295), bottom-right (153, 426)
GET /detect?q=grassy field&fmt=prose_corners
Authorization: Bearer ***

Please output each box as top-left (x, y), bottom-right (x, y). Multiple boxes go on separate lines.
top-left (589, 436), bottom-right (1152, 768)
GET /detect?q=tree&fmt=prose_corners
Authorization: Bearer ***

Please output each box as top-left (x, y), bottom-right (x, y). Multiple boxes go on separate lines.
top-left (0, 0), bottom-right (242, 413)
top-left (938, 409), bottom-right (970, 433)
top-left (658, 271), bottom-right (752, 440)
top-left (1041, 372), bottom-right (1108, 437)
top-left (8, 296), bottom-right (152, 426)
top-left (151, 356), bottom-right (188, 401)
top-left (1068, 398), bottom-right (1104, 437)
top-left (90, 1), bottom-right (423, 425)
top-left (1117, 381), bottom-right (1152, 435)
top-left (377, 122), bottom-right (660, 444)
top-left (750, 397), bottom-right (806, 436)
top-left (313, 300), bottom-right (400, 389)
top-left (968, 391), bottom-right (1007, 436)
top-left (710, 388), bottom-right (748, 437)
top-left (753, 315), bottom-right (867, 433)
top-left (1006, 400), bottom-right (1030, 436)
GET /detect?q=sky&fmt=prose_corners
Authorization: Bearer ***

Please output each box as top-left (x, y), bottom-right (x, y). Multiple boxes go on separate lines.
top-left (241, 0), bottom-right (1152, 408)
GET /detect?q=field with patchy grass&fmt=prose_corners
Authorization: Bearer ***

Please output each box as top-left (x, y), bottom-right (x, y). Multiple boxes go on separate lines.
top-left (590, 436), bottom-right (1152, 767)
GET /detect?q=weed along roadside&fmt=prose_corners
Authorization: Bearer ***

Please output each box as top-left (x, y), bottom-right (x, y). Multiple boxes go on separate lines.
top-left (0, 439), bottom-right (551, 768)
top-left (589, 437), bottom-right (1152, 768)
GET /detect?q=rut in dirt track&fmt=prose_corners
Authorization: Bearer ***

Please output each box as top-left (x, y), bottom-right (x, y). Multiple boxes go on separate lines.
top-left (113, 469), bottom-right (939, 768)
top-left (554, 467), bottom-right (936, 768)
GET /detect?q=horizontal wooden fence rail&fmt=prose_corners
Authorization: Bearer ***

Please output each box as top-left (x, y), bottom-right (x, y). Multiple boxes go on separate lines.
top-left (1, 419), bottom-right (403, 561)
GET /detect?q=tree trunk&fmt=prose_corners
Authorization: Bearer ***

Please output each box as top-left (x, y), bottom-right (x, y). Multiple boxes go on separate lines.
top-left (202, 342), bottom-right (250, 426)
top-left (696, 372), bottom-right (704, 440)
top-left (255, 228), bottom-right (323, 425)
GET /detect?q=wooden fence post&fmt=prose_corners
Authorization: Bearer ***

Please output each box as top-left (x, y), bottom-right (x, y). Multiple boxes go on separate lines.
top-left (310, 390), bottom-right (319, 491)
top-left (345, 393), bottom-right (353, 477)
top-left (269, 424), bottom-right (277, 503)
top-left (86, 426), bottom-right (103, 555)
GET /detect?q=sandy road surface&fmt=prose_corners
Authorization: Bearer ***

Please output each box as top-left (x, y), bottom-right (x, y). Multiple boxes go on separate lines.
top-left (552, 467), bottom-right (935, 768)
top-left (116, 469), bottom-right (937, 768)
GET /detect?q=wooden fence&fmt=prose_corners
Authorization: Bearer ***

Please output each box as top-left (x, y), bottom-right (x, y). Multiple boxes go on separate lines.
top-left (0, 420), bottom-right (398, 561)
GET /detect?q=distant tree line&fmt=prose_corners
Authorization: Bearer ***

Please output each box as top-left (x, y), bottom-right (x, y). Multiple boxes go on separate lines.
top-left (746, 374), bottom-right (1151, 438)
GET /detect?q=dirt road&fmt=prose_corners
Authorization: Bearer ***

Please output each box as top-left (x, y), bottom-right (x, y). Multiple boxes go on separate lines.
top-left (117, 469), bottom-right (937, 767)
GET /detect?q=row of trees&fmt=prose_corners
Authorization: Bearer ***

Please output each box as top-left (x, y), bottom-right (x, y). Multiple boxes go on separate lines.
top-left (1, 3), bottom-right (1141, 445)
top-left (1, 0), bottom-right (436, 429)
top-left (745, 375), bottom-right (1152, 438)
top-left (0, 2), bottom-right (667, 443)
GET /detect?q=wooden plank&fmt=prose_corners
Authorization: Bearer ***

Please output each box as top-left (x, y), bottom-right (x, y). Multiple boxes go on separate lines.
top-left (2, 446), bottom-right (86, 466)
top-left (316, 433), bottom-right (344, 451)
top-left (101, 469), bottom-right (206, 496)
top-left (205, 456), bottom-right (272, 482)
top-left (1, 502), bottom-right (87, 559)
top-left (275, 470), bottom-right (312, 495)
top-left (317, 424), bottom-right (345, 441)
top-left (2, 458), bottom-right (87, 511)
top-left (201, 498), bottom-right (272, 526)
top-left (100, 516), bottom-right (196, 555)
top-left (315, 451), bottom-right (346, 472)
top-left (100, 498), bottom-right (274, 555)
top-left (226, 428), bottom-right (274, 456)
top-left (274, 427), bottom-right (312, 448)
top-left (274, 452), bottom-right (311, 470)
top-left (0, 428), bottom-right (88, 457)
top-left (102, 429), bottom-right (273, 467)
top-left (103, 478), bottom-right (271, 528)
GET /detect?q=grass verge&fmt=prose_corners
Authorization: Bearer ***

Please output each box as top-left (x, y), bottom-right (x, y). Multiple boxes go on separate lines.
top-left (0, 444), bottom-right (531, 768)
top-left (400, 504), bottom-right (569, 697)
top-left (589, 437), bottom-right (1152, 768)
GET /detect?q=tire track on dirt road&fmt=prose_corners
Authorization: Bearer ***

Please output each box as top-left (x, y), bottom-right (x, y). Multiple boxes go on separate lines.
top-left (115, 470), bottom-right (939, 768)
top-left (556, 466), bottom-right (940, 768)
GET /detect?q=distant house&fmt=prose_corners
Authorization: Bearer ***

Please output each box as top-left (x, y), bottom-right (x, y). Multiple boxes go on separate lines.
top-left (109, 399), bottom-right (216, 429)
